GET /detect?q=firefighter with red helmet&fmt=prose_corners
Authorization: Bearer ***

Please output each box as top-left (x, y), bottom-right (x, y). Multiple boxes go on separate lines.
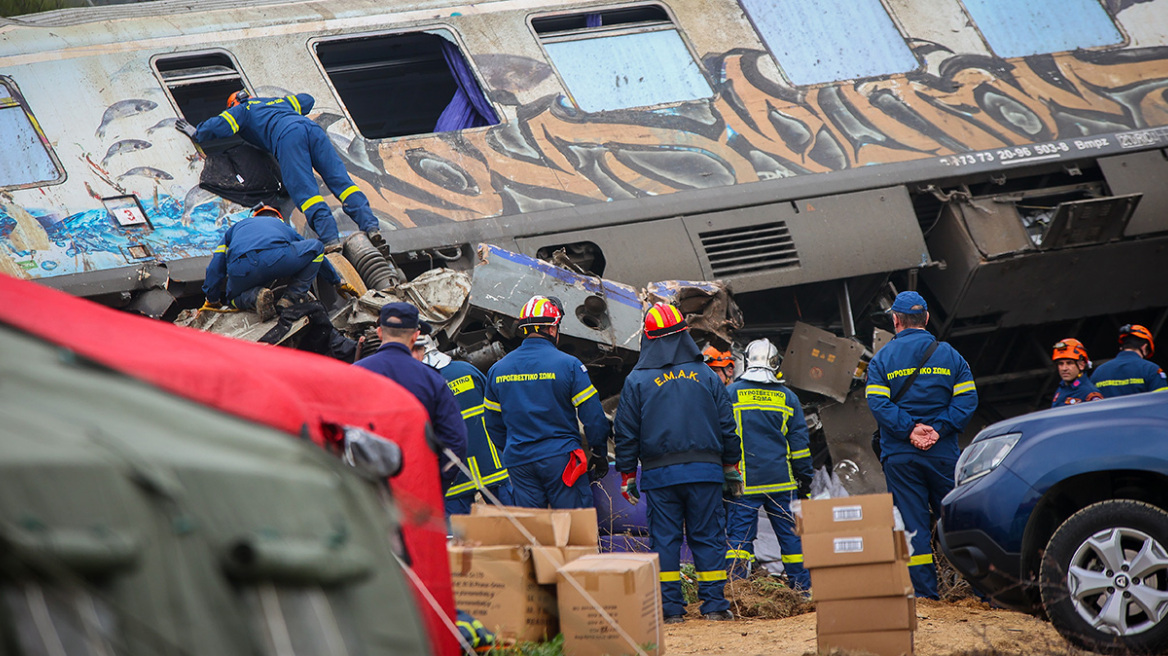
top-left (614, 303), bottom-right (740, 623)
top-left (1051, 338), bottom-right (1103, 407)
top-left (1091, 324), bottom-right (1167, 397)
top-left (483, 296), bottom-right (610, 509)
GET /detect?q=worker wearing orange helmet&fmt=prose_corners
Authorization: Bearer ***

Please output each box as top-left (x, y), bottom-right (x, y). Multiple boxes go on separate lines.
top-left (1091, 324), bottom-right (1167, 397)
top-left (703, 345), bottom-right (735, 385)
top-left (1050, 339), bottom-right (1103, 407)
top-left (483, 296), bottom-right (610, 509)
top-left (614, 303), bottom-right (740, 622)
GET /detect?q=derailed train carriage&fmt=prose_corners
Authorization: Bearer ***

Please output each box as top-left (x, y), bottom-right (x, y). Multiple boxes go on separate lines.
top-left (3, 0), bottom-right (1168, 463)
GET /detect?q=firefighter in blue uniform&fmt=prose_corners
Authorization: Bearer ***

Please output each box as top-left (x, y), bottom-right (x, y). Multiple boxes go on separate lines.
top-left (723, 339), bottom-right (813, 590)
top-left (177, 90), bottom-right (382, 252)
top-left (866, 291), bottom-right (977, 599)
top-left (614, 303), bottom-right (740, 623)
top-left (416, 334), bottom-right (513, 514)
top-left (1091, 324), bottom-right (1167, 397)
top-left (483, 296), bottom-right (610, 509)
top-left (201, 205), bottom-right (356, 319)
top-left (1050, 338), bottom-right (1104, 407)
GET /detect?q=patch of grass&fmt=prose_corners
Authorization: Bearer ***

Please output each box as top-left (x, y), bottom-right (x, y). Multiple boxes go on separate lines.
top-left (483, 634), bottom-right (563, 656)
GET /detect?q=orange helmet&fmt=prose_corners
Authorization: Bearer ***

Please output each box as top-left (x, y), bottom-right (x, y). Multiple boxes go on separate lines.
top-left (1052, 338), bottom-right (1088, 364)
top-left (703, 345), bottom-right (733, 369)
top-left (644, 303), bottom-right (687, 339)
top-left (518, 295), bottom-right (564, 332)
top-left (1119, 324), bottom-right (1155, 356)
top-left (226, 90), bottom-right (249, 108)
top-left (251, 204), bottom-right (283, 220)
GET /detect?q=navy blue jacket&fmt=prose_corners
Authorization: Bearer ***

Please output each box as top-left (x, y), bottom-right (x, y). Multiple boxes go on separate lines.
top-left (202, 215), bottom-right (339, 303)
top-left (354, 342), bottom-right (467, 481)
top-left (438, 360), bottom-right (508, 497)
top-left (866, 328), bottom-right (978, 462)
top-left (1091, 350), bottom-right (1168, 398)
top-left (194, 93), bottom-right (316, 155)
top-left (726, 379), bottom-right (813, 495)
top-left (614, 333), bottom-right (739, 490)
top-left (483, 336), bottom-right (610, 468)
top-left (1052, 375), bottom-right (1104, 407)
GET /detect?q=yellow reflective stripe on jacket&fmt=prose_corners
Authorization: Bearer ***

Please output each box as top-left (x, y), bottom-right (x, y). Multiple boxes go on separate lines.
top-left (300, 195), bottom-right (325, 212)
top-left (744, 481), bottom-right (797, 495)
top-left (445, 479), bottom-right (478, 496)
top-left (725, 549), bottom-right (754, 561)
top-left (461, 404), bottom-right (485, 420)
top-left (312, 254), bottom-right (324, 263)
top-left (866, 384), bottom-right (891, 397)
top-left (908, 553), bottom-right (934, 567)
top-left (213, 245), bottom-right (227, 253)
top-left (287, 95), bottom-right (302, 114)
top-left (788, 448), bottom-right (811, 459)
top-left (733, 403), bottom-right (794, 415)
top-left (338, 185), bottom-right (360, 202)
top-left (781, 554), bottom-right (804, 564)
top-left (480, 469), bottom-right (509, 485)
top-left (953, 380), bottom-right (977, 395)
top-left (219, 110), bottom-right (240, 133)
top-left (483, 399), bottom-right (501, 412)
top-left (660, 571), bottom-right (681, 582)
top-left (695, 570), bottom-right (727, 582)
top-left (572, 385), bottom-right (598, 406)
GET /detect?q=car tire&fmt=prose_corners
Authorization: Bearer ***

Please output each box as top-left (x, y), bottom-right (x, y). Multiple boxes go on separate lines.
top-left (1039, 499), bottom-right (1168, 654)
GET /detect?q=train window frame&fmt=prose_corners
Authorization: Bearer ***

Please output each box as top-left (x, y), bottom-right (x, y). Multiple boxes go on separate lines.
top-left (737, 0), bottom-right (922, 87)
top-left (2, 581), bottom-right (120, 656)
top-left (309, 26), bottom-right (501, 141)
top-left (528, 3), bottom-right (715, 113)
top-left (242, 583), bottom-right (361, 656)
top-left (0, 76), bottom-right (66, 192)
top-left (957, 0), bottom-right (1126, 59)
top-left (150, 49), bottom-right (253, 128)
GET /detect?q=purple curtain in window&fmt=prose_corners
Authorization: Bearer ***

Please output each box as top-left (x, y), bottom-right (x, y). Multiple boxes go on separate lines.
top-left (586, 13), bottom-right (602, 27)
top-left (433, 41), bottom-right (499, 132)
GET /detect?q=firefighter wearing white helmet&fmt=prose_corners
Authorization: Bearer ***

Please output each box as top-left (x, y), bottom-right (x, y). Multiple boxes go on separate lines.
top-left (723, 338), bottom-right (814, 590)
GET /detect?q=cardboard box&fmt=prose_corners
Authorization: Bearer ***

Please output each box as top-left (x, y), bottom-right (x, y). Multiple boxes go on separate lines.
top-left (802, 527), bottom-right (901, 568)
top-left (809, 560), bottom-right (913, 601)
top-left (557, 554), bottom-right (664, 656)
top-left (817, 595), bottom-right (917, 634)
top-left (817, 629), bottom-right (913, 656)
top-left (795, 493), bottom-right (895, 536)
top-left (532, 545), bottom-right (601, 585)
top-left (448, 545), bottom-right (558, 641)
top-left (451, 512), bottom-right (571, 547)
top-left (473, 504), bottom-right (599, 546)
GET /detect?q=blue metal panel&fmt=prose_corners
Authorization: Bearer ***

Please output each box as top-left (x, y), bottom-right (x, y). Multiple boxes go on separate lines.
top-left (962, 0), bottom-right (1122, 57)
top-left (544, 29), bottom-right (712, 112)
top-left (0, 104), bottom-right (58, 188)
top-left (740, 0), bottom-right (918, 85)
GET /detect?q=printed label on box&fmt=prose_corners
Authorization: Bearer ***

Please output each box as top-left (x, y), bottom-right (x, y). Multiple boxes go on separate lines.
top-left (833, 537), bottom-right (865, 554)
top-left (832, 505), bottom-right (864, 522)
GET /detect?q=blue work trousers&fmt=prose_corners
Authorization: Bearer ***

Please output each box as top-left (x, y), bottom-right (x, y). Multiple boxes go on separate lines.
top-left (226, 240), bottom-right (324, 307)
top-left (883, 453), bottom-right (956, 599)
top-left (444, 483), bottom-right (514, 516)
top-left (646, 482), bottom-right (730, 617)
top-left (508, 452), bottom-right (592, 509)
top-left (725, 492), bottom-right (809, 590)
top-left (273, 122), bottom-right (377, 242)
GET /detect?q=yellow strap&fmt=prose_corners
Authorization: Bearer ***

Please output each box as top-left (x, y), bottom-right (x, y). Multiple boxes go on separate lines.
top-left (479, 470), bottom-right (509, 485)
top-left (788, 448), bottom-right (811, 459)
top-left (659, 571), bottom-right (681, 582)
top-left (866, 384), bottom-right (891, 397)
top-left (908, 553), bottom-right (934, 567)
top-left (483, 399), bottom-right (501, 412)
top-left (213, 245), bottom-right (227, 253)
top-left (461, 404), bottom-right (485, 419)
top-left (781, 554), bottom-right (804, 564)
top-left (287, 95), bottom-right (302, 114)
top-left (953, 380), bottom-right (977, 395)
top-left (744, 481), bottom-right (797, 494)
top-left (572, 385), bottom-right (598, 406)
top-left (300, 195), bottom-right (325, 212)
top-left (725, 550), bottom-right (754, 560)
top-left (219, 110), bottom-right (239, 133)
top-left (338, 185), bottom-right (360, 202)
top-left (312, 254), bottom-right (324, 263)
top-left (695, 570), bottom-right (727, 582)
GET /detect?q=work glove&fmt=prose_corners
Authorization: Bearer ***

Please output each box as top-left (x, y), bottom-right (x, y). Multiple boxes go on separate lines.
top-left (587, 449), bottom-right (609, 483)
top-left (620, 472), bottom-right (640, 505)
top-left (796, 474), bottom-right (813, 499)
top-left (174, 119), bottom-right (198, 140)
top-left (723, 464), bottom-right (745, 498)
top-left (335, 282), bottom-right (360, 299)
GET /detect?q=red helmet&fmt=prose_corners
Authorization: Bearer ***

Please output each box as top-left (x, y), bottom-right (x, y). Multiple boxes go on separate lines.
top-left (644, 303), bottom-right (687, 339)
top-left (1119, 324), bottom-right (1155, 356)
top-left (226, 90), bottom-right (249, 108)
top-left (251, 204), bottom-right (283, 220)
top-left (518, 296), bottom-right (564, 332)
top-left (702, 345), bottom-right (733, 369)
top-left (1051, 338), bottom-right (1088, 364)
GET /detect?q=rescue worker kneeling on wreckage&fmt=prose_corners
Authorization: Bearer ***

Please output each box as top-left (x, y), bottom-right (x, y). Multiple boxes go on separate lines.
top-left (723, 339), bottom-right (813, 593)
top-left (484, 295), bottom-right (610, 509)
top-left (1050, 338), bottom-right (1103, 407)
top-left (201, 204), bottom-right (358, 320)
top-left (614, 303), bottom-right (739, 623)
top-left (177, 89), bottom-right (385, 254)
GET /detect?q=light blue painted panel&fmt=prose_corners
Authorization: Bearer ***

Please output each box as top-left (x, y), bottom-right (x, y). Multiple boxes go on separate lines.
top-left (545, 30), bottom-right (712, 112)
top-left (962, 0), bottom-right (1122, 57)
top-left (0, 106), bottom-right (58, 188)
top-left (740, 0), bottom-right (918, 85)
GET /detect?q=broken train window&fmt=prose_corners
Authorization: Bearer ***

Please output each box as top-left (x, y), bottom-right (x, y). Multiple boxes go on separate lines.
top-left (738, 0), bottom-right (919, 85)
top-left (153, 51), bottom-right (251, 127)
top-left (314, 29), bottom-right (500, 140)
top-left (960, 0), bottom-right (1123, 58)
top-left (532, 5), bottom-right (713, 113)
top-left (0, 77), bottom-right (65, 191)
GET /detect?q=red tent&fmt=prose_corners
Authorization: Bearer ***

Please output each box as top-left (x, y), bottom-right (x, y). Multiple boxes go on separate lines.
top-left (0, 275), bottom-right (456, 656)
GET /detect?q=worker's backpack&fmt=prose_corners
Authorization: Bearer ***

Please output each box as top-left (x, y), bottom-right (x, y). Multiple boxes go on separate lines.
top-left (199, 143), bottom-right (285, 207)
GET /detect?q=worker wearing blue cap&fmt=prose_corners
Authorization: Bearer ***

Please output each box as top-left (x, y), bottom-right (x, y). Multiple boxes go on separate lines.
top-left (865, 291), bottom-right (978, 599)
top-left (354, 302), bottom-right (467, 490)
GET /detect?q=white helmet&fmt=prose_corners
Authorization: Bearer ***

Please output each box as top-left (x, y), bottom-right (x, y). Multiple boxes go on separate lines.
top-left (744, 338), bottom-right (780, 372)
top-left (415, 334), bottom-right (452, 369)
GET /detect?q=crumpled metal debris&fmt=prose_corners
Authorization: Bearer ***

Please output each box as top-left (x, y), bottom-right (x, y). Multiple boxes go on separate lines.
top-left (644, 280), bottom-right (743, 350)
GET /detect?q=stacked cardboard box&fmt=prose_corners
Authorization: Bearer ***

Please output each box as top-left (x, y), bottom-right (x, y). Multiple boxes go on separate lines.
top-left (557, 553), bottom-right (665, 656)
top-left (795, 494), bottom-right (916, 656)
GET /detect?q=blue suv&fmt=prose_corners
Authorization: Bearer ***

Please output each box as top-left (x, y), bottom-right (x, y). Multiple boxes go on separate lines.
top-left (939, 392), bottom-right (1168, 654)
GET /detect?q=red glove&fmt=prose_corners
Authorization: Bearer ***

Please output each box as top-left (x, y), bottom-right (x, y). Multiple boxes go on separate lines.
top-left (620, 472), bottom-right (640, 505)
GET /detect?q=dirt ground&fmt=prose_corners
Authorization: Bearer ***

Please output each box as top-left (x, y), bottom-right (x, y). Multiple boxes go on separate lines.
top-left (663, 599), bottom-right (1083, 656)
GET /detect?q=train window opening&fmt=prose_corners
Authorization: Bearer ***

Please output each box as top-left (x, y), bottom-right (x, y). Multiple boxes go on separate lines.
top-left (3, 581), bottom-right (120, 656)
top-left (960, 0), bottom-right (1122, 58)
top-left (532, 5), bottom-right (713, 113)
top-left (243, 583), bottom-right (361, 656)
top-left (0, 77), bottom-right (64, 191)
top-left (154, 52), bottom-right (248, 127)
top-left (738, 0), bottom-right (918, 85)
top-left (315, 31), bottom-right (499, 140)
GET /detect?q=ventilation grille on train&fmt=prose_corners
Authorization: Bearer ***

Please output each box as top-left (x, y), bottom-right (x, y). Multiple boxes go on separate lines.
top-left (699, 221), bottom-right (800, 277)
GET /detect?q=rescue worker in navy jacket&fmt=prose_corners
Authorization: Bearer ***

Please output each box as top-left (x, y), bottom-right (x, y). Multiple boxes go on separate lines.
top-left (1091, 324), bottom-right (1167, 397)
top-left (1050, 338), bottom-right (1104, 407)
top-left (353, 303), bottom-right (467, 491)
top-left (483, 296), bottom-right (610, 509)
top-left (416, 333), bottom-right (513, 514)
top-left (866, 291), bottom-right (977, 599)
top-left (201, 205), bottom-right (356, 320)
top-left (723, 339), bottom-right (813, 591)
top-left (177, 90), bottom-right (382, 253)
top-left (614, 303), bottom-right (740, 623)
